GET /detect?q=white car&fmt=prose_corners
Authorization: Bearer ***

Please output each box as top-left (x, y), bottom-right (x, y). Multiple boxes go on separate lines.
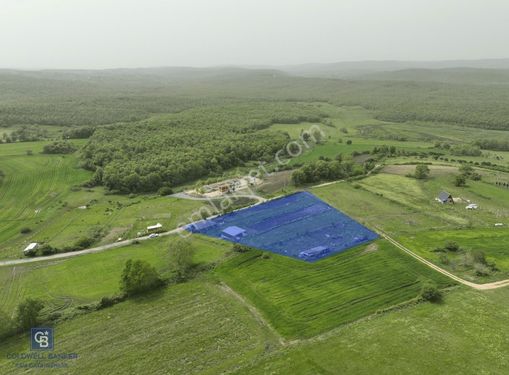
top-left (148, 233), bottom-right (159, 239)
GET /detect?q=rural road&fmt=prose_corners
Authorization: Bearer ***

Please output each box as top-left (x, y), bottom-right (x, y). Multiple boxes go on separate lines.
top-left (0, 227), bottom-right (186, 267)
top-left (380, 232), bottom-right (509, 290)
top-left (171, 192), bottom-right (267, 204)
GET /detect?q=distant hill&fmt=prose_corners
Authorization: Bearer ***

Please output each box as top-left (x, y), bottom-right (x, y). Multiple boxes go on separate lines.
top-left (278, 59), bottom-right (509, 79)
top-left (357, 68), bottom-right (509, 85)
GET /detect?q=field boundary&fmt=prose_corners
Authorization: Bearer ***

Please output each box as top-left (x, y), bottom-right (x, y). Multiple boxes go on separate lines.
top-left (380, 231), bottom-right (509, 290)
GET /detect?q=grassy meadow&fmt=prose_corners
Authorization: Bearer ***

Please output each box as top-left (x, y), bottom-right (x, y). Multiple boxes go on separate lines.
top-left (0, 142), bottom-right (210, 259)
top-left (0, 235), bottom-right (231, 318)
top-left (215, 240), bottom-right (453, 339)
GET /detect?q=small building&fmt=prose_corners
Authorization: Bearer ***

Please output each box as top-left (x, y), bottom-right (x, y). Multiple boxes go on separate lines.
top-left (147, 223), bottom-right (163, 232)
top-left (298, 246), bottom-right (330, 260)
top-left (187, 220), bottom-right (217, 232)
top-left (23, 242), bottom-right (38, 255)
top-left (495, 223), bottom-right (504, 227)
top-left (466, 203), bottom-right (478, 210)
top-left (437, 191), bottom-right (454, 204)
top-left (221, 226), bottom-right (247, 241)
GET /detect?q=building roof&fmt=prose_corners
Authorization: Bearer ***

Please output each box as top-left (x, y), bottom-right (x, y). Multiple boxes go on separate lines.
top-left (299, 246), bottom-right (329, 259)
top-left (438, 191), bottom-right (452, 202)
top-left (147, 223), bottom-right (162, 230)
top-left (24, 242), bottom-right (38, 252)
top-left (222, 226), bottom-right (246, 237)
top-left (188, 220), bottom-right (217, 232)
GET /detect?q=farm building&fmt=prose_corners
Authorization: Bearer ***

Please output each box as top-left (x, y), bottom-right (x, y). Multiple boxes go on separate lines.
top-left (298, 246), bottom-right (330, 260)
top-left (147, 223), bottom-right (163, 231)
top-left (437, 191), bottom-right (454, 204)
top-left (221, 226), bottom-right (247, 241)
top-left (23, 242), bottom-right (38, 255)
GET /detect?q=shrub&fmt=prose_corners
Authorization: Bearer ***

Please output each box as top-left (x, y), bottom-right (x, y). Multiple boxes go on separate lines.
top-left (16, 298), bottom-right (45, 330)
top-left (346, 140), bottom-right (353, 145)
top-left (0, 309), bottom-right (14, 339)
top-left (474, 263), bottom-right (491, 277)
top-left (445, 241), bottom-right (461, 252)
top-left (158, 186), bottom-right (174, 196)
top-left (414, 164), bottom-right (430, 179)
top-left (42, 141), bottom-right (77, 154)
top-left (454, 174), bottom-right (467, 187)
top-left (420, 281), bottom-right (442, 302)
top-left (232, 243), bottom-right (251, 253)
top-left (120, 259), bottom-right (163, 296)
top-left (38, 244), bottom-right (57, 256)
top-left (20, 227), bottom-right (32, 234)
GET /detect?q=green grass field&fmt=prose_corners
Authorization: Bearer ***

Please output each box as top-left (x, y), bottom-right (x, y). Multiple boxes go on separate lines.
top-left (0, 281), bottom-right (278, 375)
top-left (215, 240), bottom-right (453, 339)
top-left (399, 228), bottom-right (509, 282)
top-left (0, 142), bottom-right (209, 259)
top-left (239, 287), bottom-right (509, 374)
top-left (0, 235), bottom-right (231, 317)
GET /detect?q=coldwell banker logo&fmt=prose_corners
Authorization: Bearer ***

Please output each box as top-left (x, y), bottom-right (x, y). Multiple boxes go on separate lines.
top-left (31, 328), bottom-right (54, 351)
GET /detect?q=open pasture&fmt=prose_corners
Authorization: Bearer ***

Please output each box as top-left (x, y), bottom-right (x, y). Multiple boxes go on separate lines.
top-left (216, 239), bottom-right (453, 339)
top-left (0, 235), bottom-right (230, 317)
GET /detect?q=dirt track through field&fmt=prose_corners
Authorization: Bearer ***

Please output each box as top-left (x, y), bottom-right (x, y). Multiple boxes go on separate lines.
top-left (380, 231), bottom-right (509, 290)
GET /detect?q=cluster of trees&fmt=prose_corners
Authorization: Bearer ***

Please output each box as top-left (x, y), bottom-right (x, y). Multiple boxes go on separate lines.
top-left (62, 126), bottom-right (96, 139)
top-left (292, 159), bottom-right (364, 185)
top-left (82, 103), bottom-right (325, 193)
top-left (1, 126), bottom-right (50, 143)
top-left (454, 164), bottom-right (482, 187)
top-left (1, 298), bottom-right (46, 339)
top-left (475, 139), bottom-right (509, 152)
top-left (42, 141), bottom-right (77, 154)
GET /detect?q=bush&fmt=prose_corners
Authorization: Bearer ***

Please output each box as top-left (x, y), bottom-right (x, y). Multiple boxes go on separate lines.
top-left (158, 186), bottom-right (174, 196)
top-left (42, 141), bottom-right (77, 154)
top-left (37, 244), bottom-right (57, 256)
top-left (420, 281), bottom-right (442, 302)
top-left (414, 164), bottom-right (430, 179)
top-left (474, 263), bottom-right (491, 277)
top-left (444, 241), bottom-right (461, 252)
top-left (454, 174), bottom-right (467, 187)
top-left (346, 140), bottom-right (353, 145)
top-left (20, 227), bottom-right (32, 234)
top-left (120, 259), bottom-right (163, 296)
top-left (169, 240), bottom-right (196, 282)
top-left (232, 243), bottom-right (251, 253)
top-left (16, 298), bottom-right (45, 330)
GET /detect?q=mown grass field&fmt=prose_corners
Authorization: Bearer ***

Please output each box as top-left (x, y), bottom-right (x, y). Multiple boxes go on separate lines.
top-left (215, 240), bottom-right (453, 339)
top-left (0, 142), bottom-right (208, 259)
top-left (0, 235), bottom-right (231, 317)
top-left (0, 281), bottom-right (278, 375)
top-left (239, 287), bottom-right (509, 374)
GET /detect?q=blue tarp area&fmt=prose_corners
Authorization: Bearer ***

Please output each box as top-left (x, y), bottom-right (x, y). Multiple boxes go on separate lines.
top-left (186, 191), bottom-right (379, 262)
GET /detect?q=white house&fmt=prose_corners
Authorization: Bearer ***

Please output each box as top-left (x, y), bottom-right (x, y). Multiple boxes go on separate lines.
top-left (23, 242), bottom-right (38, 255)
top-left (147, 223), bottom-right (163, 231)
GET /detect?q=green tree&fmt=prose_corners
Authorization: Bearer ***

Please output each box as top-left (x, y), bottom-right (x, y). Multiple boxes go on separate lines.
top-left (414, 164), bottom-right (430, 179)
top-left (454, 174), bottom-right (467, 187)
top-left (420, 281), bottom-right (442, 303)
top-left (120, 259), bottom-right (163, 296)
top-left (16, 298), bottom-right (45, 330)
top-left (169, 239), bottom-right (196, 282)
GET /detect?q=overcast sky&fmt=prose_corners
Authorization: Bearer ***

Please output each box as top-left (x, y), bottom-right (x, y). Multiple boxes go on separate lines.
top-left (1, 0), bottom-right (508, 69)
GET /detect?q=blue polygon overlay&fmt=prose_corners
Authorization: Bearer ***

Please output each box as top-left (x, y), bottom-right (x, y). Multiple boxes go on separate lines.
top-left (186, 192), bottom-right (379, 262)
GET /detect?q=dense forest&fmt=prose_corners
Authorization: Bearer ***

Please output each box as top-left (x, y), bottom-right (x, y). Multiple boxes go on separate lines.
top-left (1, 68), bottom-right (509, 130)
top-left (81, 103), bottom-right (326, 193)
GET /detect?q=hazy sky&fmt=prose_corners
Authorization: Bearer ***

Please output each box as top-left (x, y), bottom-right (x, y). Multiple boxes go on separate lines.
top-left (1, 0), bottom-right (508, 69)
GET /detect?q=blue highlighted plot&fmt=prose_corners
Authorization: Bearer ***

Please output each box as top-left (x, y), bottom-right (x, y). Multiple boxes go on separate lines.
top-left (186, 191), bottom-right (379, 262)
